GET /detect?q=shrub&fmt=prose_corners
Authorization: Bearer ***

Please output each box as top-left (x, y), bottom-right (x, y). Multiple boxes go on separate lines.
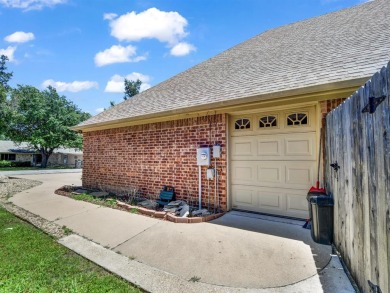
top-left (11, 161), bottom-right (31, 167)
top-left (0, 160), bottom-right (12, 168)
top-left (0, 160), bottom-right (32, 168)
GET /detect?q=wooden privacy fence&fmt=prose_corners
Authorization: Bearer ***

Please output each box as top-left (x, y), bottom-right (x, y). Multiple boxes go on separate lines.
top-left (326, 61), bottom-right (390, 293)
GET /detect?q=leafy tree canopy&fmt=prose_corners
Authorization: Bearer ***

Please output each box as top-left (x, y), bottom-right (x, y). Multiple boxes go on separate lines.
top-left (0, 55), bottom-right (12, 91)
top-left (5, 85), bottom-right (91, 167)
top-left (123, 78), bottom-right (142, 100)
top-left (0, 55), bottom-right (13, 136)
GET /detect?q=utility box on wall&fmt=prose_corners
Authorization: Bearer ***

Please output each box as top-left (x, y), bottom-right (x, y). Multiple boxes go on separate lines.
top-left (213, 145), bottom-right (221, 158)
top-left (197, 147), bottom-right (210, 166)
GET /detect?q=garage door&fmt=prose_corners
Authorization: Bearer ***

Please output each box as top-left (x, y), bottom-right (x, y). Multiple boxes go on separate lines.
top-left (230, 107), bottom-right (318, 219)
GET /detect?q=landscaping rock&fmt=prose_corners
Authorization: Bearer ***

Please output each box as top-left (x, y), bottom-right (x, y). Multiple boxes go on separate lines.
top-left (138, 199), bottom-right (158, 209)
top-left (164, 200), bottom-right (188, 214)
top-left (0, 176), bottom-right (41, 200)
top-left (90, 191), bottom-right (109, 198)
top-left (163, 206), bottom-right (178, 213)
top-left (73, 189), bottom-right (88, 194)
top-left (176, 204), bottom-right (190, 217)
top-left (0, 177), bottom-right (67, 239)
top-left (192, 209), bottom-right (211, 217)
top-left (166, 200), bottom-right (186, 207)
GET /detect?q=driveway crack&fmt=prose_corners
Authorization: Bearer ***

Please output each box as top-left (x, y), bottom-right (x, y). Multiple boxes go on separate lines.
top-left (111, 222), bottom-right (161, 250)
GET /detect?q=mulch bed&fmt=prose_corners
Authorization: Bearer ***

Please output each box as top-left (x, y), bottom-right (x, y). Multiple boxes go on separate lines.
top-left (55, 186), bottom-right (225, 224)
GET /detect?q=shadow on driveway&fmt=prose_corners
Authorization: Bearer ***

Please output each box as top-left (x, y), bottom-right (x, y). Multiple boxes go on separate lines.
top-left (210, 210), bottom-right (332, 273)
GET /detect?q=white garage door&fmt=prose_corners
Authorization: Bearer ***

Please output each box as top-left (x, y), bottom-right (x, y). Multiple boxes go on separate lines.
top-left (230, 107), bottom-right (318, 219)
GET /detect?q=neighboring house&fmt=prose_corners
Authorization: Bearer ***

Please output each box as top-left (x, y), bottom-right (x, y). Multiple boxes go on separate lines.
top-left (0, 141), bottom-right (38, 164)
top-left (73, 0), bottom-right (390, 218)
top-left (0, 141), bottom-right (83, 168)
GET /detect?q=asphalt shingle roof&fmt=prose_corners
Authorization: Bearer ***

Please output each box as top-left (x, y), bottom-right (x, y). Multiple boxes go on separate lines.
top-left (78, 0), bottom-right (390, 128)
top-left (0, 141), bottom-right (36, 154)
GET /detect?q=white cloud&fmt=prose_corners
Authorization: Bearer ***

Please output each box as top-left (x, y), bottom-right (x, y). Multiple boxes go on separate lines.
top-left (94, 44), bottom-right (146, 67)
top-left (104, 73), bottom-right (151, 93)
top-left (0, 0), bottom-right (67, 10)
top-left (108, 7), bottom-right (188, 45)
top-left (96, 108), bottom-right (105, 114)
top-left (170, 42), bottom-right (196, 56)
top-left (103, 12), bottom-right (117, 20)
top-left (0, 46), bottom-right (16, 62)
top-left (5, 31), bottom-right (35, 43)
top-left (42, 79), bottom-right (98, 92)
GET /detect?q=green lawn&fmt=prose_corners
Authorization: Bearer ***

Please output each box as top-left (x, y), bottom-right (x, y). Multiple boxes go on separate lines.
top-left (0, 207), bottom-right (141, 292)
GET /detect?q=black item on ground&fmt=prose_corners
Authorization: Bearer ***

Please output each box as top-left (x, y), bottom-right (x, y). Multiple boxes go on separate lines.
top-left (156, 186), bottom-right (175, 206)
top-left (309, 195), bottom-right (334, 245)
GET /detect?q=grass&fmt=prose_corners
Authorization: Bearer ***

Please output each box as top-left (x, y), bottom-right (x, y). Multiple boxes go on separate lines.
top-left (189, 276), bottom-right (201, 282)
top-left (72, 193), bottom-right (118, 208)
top-left (62, 225), bottom-right (73, 236)
top-left (0, 207), bottom-right (141, 292)
top-left (130, 208), bottom-right (139, 214)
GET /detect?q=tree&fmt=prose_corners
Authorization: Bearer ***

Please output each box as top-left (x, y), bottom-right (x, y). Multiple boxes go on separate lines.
top-left (0, 55), bottom-right (13, 137)
top-left (103, 78), bottom-right (142, 111)
top-left (0, 55), bottom-right (12, 90)
top-left (123, 78), bottom-right (142, 100)
top-left (5, 85), bottom-right (91, 168)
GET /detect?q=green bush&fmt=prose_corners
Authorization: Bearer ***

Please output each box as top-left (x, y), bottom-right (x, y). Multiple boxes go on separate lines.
top-left (11, 161), bottom-right (31, 167)
top-left (0, 160), bottom-right (12, 168)
top-left (0, 160), bottom-right (32, 168)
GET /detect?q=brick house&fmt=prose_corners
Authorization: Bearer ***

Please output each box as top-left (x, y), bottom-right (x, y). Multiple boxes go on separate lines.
top-left (74, 0), bottom-right (390, 218)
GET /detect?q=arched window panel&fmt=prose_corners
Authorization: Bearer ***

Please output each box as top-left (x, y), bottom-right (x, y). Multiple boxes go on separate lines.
top-left (234, 118), bottom-right (251, 130)
top-left (259, 115), bottom-right (277, 128)
top-left (287, 113), bottom-right (308, 126)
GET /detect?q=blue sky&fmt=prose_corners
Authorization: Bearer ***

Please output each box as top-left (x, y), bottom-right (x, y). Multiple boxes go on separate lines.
top-left (0, 0), bottom-right (367, 115)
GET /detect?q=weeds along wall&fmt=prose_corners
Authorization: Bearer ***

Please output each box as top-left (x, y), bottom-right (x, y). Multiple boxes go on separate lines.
top-left (82, 114), bottom-right (227, 210)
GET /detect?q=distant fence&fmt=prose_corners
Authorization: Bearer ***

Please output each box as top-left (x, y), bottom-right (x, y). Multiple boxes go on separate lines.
top-left (326, 61), bottom-right (389, 293)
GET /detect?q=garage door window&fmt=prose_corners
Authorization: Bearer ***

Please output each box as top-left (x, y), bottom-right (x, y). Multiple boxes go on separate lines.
top-left (235, 118), bottom-right (251, 130)
top-left (287, 113), bottom-right (308, 126)
top-left (259, 115), bottom-right (277, 128)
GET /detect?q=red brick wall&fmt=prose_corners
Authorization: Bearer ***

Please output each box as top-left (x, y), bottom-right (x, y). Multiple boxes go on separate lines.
top-left (320, 98), bottom-right (346, 127)
top-left (319, 98), bottom-right (347, 179)
top-left (82, 114), bottom-right (227, 210)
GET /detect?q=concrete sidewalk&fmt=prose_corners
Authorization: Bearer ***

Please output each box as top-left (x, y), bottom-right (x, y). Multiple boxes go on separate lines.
top-left (7, 173), bottom-right (355, 292)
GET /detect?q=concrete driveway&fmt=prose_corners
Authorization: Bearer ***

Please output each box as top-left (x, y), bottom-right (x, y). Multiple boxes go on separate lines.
top-left (7, 173), bottom-right (353, 292)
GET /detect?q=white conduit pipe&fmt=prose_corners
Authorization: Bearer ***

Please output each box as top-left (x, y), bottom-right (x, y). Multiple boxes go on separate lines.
top-left (214, 158), bottom-right (217, 214)
top-left (198, 165), bottom-right (202, 210)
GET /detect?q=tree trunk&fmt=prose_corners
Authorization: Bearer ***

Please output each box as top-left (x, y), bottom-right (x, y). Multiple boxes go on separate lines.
top-left (40, 149), bottom-right (52, 168)
top-left (41, 153), bottom-right (48, 168)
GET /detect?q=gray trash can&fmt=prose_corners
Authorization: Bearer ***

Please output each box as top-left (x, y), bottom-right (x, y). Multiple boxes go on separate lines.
top-left (306, 191), bottom-right (327, 221)
top-left (309, 196), bottom-right (334, 245)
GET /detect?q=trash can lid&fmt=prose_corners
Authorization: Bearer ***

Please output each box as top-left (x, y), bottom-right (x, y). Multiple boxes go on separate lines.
top-left (310, 195), bottom-right (334, 206)
top-left (306, 191), bottom-right (328, 201)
